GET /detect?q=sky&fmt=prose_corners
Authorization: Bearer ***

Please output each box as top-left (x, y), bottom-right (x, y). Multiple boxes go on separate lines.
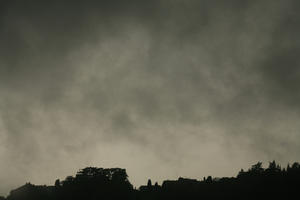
top-left (0, 0), bottom-right (300, 195)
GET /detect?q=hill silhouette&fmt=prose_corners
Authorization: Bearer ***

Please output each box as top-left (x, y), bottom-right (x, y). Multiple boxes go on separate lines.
top-left (2, 161), bottom-right (300, 200)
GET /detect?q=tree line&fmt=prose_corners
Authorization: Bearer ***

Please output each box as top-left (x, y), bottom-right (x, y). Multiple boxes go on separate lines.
top-left (1, 161), bottom-right (300, 200)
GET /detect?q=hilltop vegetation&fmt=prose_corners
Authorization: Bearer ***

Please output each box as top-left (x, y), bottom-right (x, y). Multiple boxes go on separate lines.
top-left (2, 161), bottom-right (300, 200)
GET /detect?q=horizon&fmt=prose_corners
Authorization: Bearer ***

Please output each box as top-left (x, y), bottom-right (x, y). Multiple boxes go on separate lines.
top-left (2, 160), bottom-right (297, 196)
top-left (3, 162), bottom-right (300, 200)
top-left (1, 0), bottom-right (300, 196)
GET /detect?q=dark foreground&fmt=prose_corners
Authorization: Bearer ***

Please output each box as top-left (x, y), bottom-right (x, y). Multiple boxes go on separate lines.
top-left (1, 161), bottom-right (300, 200)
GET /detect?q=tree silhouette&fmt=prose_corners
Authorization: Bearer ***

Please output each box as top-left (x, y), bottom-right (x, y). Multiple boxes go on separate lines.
top-left (54, 179), bottom-right (60, 188)
top-left (147, 179), bottom-right (152, 187)
top-left (4, 162), bottom-right (300, 200)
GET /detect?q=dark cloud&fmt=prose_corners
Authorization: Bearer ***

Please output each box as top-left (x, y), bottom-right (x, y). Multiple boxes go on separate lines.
top-left (0, 0), bottom-right (300, 195)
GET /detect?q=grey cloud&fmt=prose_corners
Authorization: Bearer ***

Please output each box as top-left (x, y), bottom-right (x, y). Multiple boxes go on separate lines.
top-left (0, 0), bottom-right (300, 195)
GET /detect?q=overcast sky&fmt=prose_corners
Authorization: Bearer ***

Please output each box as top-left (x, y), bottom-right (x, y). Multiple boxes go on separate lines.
top-left (0, 0), bottom-right (300, 195)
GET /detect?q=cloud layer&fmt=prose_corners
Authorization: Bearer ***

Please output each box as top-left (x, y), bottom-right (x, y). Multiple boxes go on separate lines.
top-left (0, 0), bottom-right (300, 195)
